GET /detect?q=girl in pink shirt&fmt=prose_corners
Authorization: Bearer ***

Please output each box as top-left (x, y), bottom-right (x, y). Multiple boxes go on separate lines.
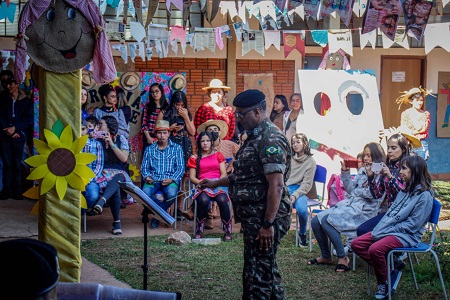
top-left (187, 131), bottom-right (232, 241)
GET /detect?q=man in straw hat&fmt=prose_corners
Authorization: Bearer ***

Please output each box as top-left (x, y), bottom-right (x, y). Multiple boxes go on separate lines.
top-left (182, 119), bottom-right (240, 227)
top-left (197, 90), bottom-right (292, 299)
top-left (141, 120), bottom-right (185, 229)
top-left (194, 79), bottom-right (235, 140)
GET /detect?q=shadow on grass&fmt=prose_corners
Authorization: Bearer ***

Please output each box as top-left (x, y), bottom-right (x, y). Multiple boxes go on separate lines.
top-left (81, 230), bottom-right (449, 300)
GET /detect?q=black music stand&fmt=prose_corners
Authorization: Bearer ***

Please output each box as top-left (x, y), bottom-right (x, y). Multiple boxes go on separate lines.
top-left (119, 182), bottom-right (175, 290)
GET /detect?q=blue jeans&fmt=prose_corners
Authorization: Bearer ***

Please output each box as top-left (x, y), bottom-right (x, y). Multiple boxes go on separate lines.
top-left (288, 184), bottom-right (309, 235)
top-left (84, 182), bottom-right (100, 209)
top-left (412, 140), bottom-right (429, 160)
top-left (143, 181), bottom-right (179, 211)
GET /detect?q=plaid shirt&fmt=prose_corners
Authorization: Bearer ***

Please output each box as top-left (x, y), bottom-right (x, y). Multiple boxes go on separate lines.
top-left (141, 140), bottom-right (185, 184)
top-left (82, 137), bottom-right (104, 182)
top-left (368, 160), bottom-right (405, 207)
top-left (141, 106), bottom-right (161, 136)
top-left (194, 103), bottom-right (236, 140)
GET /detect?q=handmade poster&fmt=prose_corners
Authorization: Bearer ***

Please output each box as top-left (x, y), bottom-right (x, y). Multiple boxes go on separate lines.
top-left (337, 0), bottom-right (356, 26)
top-left (362, 0), bottom-right (402, 40)
top-left (319, 0), bottom-right (338, 19)
top-left (243, 73), bottom-right (275, 114)
top-left (298, 70), bottom-right (384, 176)
top-left (437, 72), bottom-right (450, 137)
top-left (283, 31), bottom-right (305, 58)
top-left (403, 0), bottom-right (433, 41)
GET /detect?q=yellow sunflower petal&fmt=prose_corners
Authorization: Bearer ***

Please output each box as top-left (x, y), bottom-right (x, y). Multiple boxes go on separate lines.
top-left (27, 164), bottom-right (50, 180)
top-left (25, 155), bottom-right (48, 168)
top-left (40, 172), bottom-right (57, 195)
top-left (66, 173), bottom-right (86, 191)
top-left (73, 165), bottom-right (95, 179)
top-left (34, 139), bottom-right (52, 155)
top-left (23, 186), bottom-right (40, 200)
top-left (31, 201), bottom-right (39, 215)
top-left (60, 125), bottom-right (74, 148)
top-left (44, 129), bottom-right (61, 149)
top-left (82, 176), bottom-right (91, 186)
top-left (81, 194), bottom-right (88, 209)
top-left (55, 176), bottom-right (68, 200)
top-left (76, 153), bottom-right (97, 165)
top-left (70, 135), bottom-right (88, 154)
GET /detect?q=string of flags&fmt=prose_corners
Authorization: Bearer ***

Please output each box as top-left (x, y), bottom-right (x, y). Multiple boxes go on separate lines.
top-left (2, 0), bottom-right (450, 62)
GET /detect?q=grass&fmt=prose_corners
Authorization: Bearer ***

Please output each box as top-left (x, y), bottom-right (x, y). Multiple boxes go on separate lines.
top-left (81, 231), bottom-right (449, 300)
top-left (433, 181), bottom-right (450, 209)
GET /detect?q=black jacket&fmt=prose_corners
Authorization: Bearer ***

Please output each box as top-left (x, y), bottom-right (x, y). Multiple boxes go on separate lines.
top-left (0, 90), bottom-right (34, 142)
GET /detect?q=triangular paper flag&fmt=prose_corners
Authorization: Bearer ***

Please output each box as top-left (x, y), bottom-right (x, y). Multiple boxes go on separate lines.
top-left (130, 21), bottom-right (146, 42)
top-left (381, 31), bottom-right (408, 49)
top-left (220, 1), bottom-right (238, 19)
top-left (166, 0), bottom-right (183, 12)
top-left (328, 30), bottom-right (353, 56)
top-left (311, 30), bottom-right (328, 47)
top-left (170, 25), bottom-right (187, 47)
top-left (215, 27), bottom-right (224, 50)
top-left (283, 31), bottom-right (305, 58)
top-left (258, 1), bottom-right (277, 21)
top-left (264, 30), bottom-right (281, 50)
top-left (359, 29), bottom-right (377, 49)
top-left (424, 23), bottom-right (450, 54)
top-left (0, 2), bottom-right (16, 23)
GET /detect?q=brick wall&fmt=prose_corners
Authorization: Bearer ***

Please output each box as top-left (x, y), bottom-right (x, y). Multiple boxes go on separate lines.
top-left (135, 57), bottom-right (296, 113)
top-left (236, 60), bottom-right (296, 96)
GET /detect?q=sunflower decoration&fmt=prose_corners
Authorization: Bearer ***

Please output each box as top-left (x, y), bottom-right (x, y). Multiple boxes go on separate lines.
top-left (128, 164), bottom-right (141, 182)
top-left (24, 121), bottom-right (96, 211)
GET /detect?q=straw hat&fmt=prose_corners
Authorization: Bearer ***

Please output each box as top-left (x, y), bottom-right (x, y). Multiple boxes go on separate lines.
top-left (120, 72), bottom-right (141, 91)
top-left (202, 79), bottom-right (231, 91)
top-left (154, 120), bottom-right (171, 131)
top-left (401, 132), bottom-right (422, 149)
top-left (196, 119), bottom-right (229, 139)
top-left (81, 70), bottom-right (96, 90)
top-left (169, 74), bottom-right (187, 91)
top-left (395, 86), bottom-right (431, 109)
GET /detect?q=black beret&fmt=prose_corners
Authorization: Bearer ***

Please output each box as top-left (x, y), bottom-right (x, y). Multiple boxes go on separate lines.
top-left (0, 239), bottom-right (59, 298)
top-left (233, 89), bottom-right (265, 108)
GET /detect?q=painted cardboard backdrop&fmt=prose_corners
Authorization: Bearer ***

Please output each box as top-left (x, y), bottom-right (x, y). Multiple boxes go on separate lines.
top-left (243, 73), bottom-right (275, 114)
top-left (298, 70), bottom-right (384, 177)
top-left (437, 71), bottom-right (450, 138)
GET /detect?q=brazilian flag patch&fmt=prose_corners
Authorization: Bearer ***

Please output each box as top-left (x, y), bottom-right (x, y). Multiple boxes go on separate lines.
top-left (266, 146), bottom-right (279, 155)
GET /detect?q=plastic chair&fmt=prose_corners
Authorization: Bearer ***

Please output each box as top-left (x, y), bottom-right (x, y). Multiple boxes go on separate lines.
top-left (386, 198), bottom-right (448, 300)
top-left (293, 164), bottom-right (327, 248)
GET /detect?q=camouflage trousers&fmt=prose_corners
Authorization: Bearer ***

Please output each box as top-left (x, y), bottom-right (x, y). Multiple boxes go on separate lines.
top-left (241, 215), bottom-right (290, 300)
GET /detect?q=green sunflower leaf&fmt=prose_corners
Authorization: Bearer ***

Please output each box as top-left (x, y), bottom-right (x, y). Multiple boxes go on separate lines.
top-left (52, 119), bottom-right (64, 138)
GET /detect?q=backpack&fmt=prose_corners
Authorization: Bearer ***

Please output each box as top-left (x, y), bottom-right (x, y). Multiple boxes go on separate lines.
top-left (327, 174), bottom-right (347, 208)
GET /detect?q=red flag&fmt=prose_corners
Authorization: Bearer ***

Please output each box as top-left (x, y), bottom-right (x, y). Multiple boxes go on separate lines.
top-left (283, 32), bottom-right (305, 58)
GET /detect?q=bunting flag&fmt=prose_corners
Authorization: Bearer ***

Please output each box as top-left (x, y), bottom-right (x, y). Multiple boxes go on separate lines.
top-left (353, 0), bottom-right (368, 17)
top-left (133, 0), bottom-right (143, 25)
top-left (361, 0), bottom-right (401, 41)
top-left (274, 0), bottom-right (287, 10)
top-left (288, 5), bottom-right (305, 21)
top-left (183, 0), bottom-right (192, 28)
top-left (337, 0), bottom-right (356, 26)
top-left (304, 0), bottom-right (321, 20)
top-left (112, 44), bottom-right (128, 63)
top-left (283, 31), bottom-right (305, 58)
top-left (328, 30), bottom-right (353, 56)
top-left (242, 30), bottom-right (265, 57)
top-left (264, 30), bottom-right (281, 50)
top-left (219, 25), bottom-right (233, 41)
top-left (166, 0), bottom-right (183, 12)
top-left (381, 31), bottom-right (409, 49)
top-left (311, 30), bottom-right (328, 47)
top-left (319, 0), bottom-right (337, 20)
top-left (359, 28), bottom-right (377, 49)
top-left (215, 27), bottom-right (224, 50)
top-left (145, 0), bottom-right (159, 29)
top-left (170, 25), bottom-right (187, 47)
top-left (220, 1), bottom-right (238, 19)
top-left (424, 23), bottom-right (450, 54)
top-left (129, 43), bottom-right (137, 62)
top-left (258, 1), bottom-right (277, 21)
top-left (210, 0), bottom-right (222, 23)
top-left (405, 0), bottom-right (433, 42)
top-left (130, 21), bottom-right (146, 42)
top-left (0, 2), bottom-right (16, 23)
top-left (238, 1), bottom-right (253, 23)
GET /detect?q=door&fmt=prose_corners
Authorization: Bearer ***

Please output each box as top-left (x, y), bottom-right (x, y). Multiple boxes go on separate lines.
top-left (380, 56), bottom-right (426, 128)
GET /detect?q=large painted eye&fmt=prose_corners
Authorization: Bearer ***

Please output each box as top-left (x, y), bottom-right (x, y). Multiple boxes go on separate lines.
top-left (46, 8), bottom-right (55, 22)
top-left (335, 56), bottom-right (340, 61)
top-left (68, 8), bottom-right (76, 20)
top-left (329, 56), bottom-right (334, 61)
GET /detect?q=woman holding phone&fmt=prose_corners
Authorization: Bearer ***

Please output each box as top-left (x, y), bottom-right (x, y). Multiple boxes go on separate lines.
top-left (308, 142), bottom-right (386, 272)
top-left (352, 156), bottom-right (433, 300)
top-left (357, 133), bottom-right (409, 236)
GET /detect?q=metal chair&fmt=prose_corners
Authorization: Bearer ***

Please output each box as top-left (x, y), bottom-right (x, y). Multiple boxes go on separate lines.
top-left (293, 164), bottom-right (327, 248)
top-left (386, 198), bottom-right (448, 300)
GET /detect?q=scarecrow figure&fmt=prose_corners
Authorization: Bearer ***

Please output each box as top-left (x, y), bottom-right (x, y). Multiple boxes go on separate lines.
top-left (15, 0), bottom-right (116, 282)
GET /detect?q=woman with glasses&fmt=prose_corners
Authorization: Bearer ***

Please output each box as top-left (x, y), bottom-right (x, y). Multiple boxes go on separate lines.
top-left (194, 79), bottom-right (235, 140)
top-left (395, 87), bottom-right (431, 160)
top-left (94, 84), bottom-right (130, 139)
top-left (284, 93), bottom-right (304, 142)
top-left (141, 83), bottom-right (169, 149)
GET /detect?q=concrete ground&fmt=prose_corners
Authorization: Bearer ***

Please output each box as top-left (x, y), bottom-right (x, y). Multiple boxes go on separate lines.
top-left (1, 198), bottom-right (449, 290)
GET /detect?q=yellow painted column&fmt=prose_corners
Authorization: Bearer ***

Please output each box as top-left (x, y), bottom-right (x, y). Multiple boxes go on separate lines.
top-left (38, 68), bottom-right (82, 282)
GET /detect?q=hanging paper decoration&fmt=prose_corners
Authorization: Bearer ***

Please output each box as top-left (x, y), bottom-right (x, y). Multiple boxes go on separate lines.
top-left (328, 30), bottom-right (353, 56)
top-left (319, 0), bottom-right (338, 20)
top-left (219, 25), bottom-right (233, 41)
top-left (359, 28), bottom-right (377, 49)
top-left (318, 49), bottom-right (351, 70)
top-left (183, 0), bottom-right (193, 28)
top-left (145, 0), bottom-right (159, 29)
top-left (210, 0), bottom-right (222, 23)
top-left (424, 22), bottom-right (450, 54)
top-left (194, 27), bottom-right (216, 53)
top-left (0, 2), bottom-right (17, 23)
top-left (361, 0), bottom-right (402, 41)
top-left (304, 0), bottom-right (321, 20)
top-left (170, 25), bottom-right (187, 47)
top-left (242, 30), bottom-right (265, 56)
top-left (133, 0), bottom-right (143, 25)
top-left (166, 0), bottom-right (183, 12)
top-left (337, 0), bottom-right (356, 26)
top-left (283, 31), bottom-right (305, 58)
top-left (215, 27), bottom-right (224, 50)
top-left (264, 30), bottom-right (281, 50)
top-left (381, 30), bottom-right (409, 49)
top-left (311, 30), bottom-right (329, 47)
top-left (404, 0), bottom-right (433, 41)
top-left (220, 1), bottom-right (239, 19)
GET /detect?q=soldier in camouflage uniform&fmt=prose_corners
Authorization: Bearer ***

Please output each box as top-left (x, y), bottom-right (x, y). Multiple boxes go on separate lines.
top-left (198, 90), bottom-right (292, 300)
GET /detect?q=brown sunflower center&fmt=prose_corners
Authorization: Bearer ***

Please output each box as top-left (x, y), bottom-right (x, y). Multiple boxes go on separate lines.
top-left (47, 148), bottom-right (76, 176)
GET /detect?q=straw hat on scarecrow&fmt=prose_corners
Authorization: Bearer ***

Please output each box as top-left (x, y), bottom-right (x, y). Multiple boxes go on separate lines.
top-left (394, 86), bottom-right (432, 109)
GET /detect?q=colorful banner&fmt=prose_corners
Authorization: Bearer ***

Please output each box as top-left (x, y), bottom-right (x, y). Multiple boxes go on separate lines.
top-left (403, 0), bottom-right (433, 41)
top-left (283, 32), bottom-right (305, 58)
top-left (362, 0), bottom-right (401, 41)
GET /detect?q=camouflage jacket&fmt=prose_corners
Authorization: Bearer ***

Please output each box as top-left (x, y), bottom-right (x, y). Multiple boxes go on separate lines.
top-left (229, 118), bottom-right (292, 224)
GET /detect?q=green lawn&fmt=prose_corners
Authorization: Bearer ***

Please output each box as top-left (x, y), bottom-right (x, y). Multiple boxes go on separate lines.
top-left (81, 231), bottom-right (448, 300)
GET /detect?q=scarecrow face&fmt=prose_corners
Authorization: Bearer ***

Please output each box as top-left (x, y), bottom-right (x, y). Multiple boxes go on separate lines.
top-left (325, 52), bottom-right (344, 70)
top-left (25, 0), bottom-right (95, 73)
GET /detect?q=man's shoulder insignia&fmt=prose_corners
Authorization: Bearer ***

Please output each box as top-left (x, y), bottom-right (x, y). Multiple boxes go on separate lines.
top-left (265, 146), bottom-right (279, 155)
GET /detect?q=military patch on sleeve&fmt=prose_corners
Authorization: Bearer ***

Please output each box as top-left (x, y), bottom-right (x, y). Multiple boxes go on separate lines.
top-left (265, 146), bottom-right (279, 154)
